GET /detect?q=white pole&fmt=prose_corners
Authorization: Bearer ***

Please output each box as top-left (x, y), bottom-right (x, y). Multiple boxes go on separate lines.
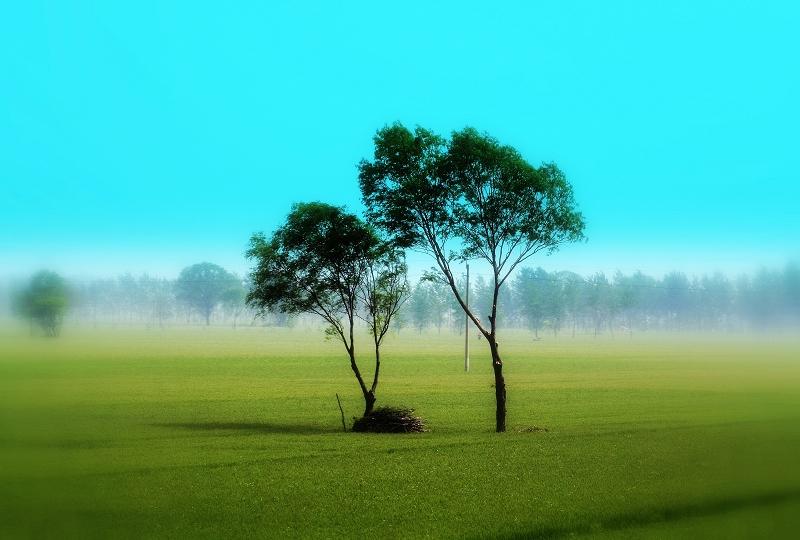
top-left (465, 263), bottom-right (470, 372)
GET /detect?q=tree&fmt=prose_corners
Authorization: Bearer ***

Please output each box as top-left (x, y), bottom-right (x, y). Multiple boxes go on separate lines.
top-left (409, 281), bottom-right (435, 333)
top-left (221, 277), bottom-right (248, 328)
top-left (359, 124), bottom-right (585, 432)
top-left (514, 267), bottom-right (550, 338)
top-left (553, 271), bottom-right (583, 337)
top-left (785, 263), bottom-right (800, 323)
top-left (246, 202), bottom-right (404, 416)
top-left (661, 272), bottom-right (692, 330)
top-left (359, 245), bottom-right (409, 409)
top-left (585, 273), bottom-right (613, 336)
top-left (13, 270), bottom-right (70, 336)
top-left (175, 262), bottom-right (239, 325)
top-left (699, 272), bottom-right (733, 330)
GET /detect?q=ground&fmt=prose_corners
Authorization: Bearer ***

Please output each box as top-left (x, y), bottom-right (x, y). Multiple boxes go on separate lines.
top-left (1, 326), bottom-right (799, 538)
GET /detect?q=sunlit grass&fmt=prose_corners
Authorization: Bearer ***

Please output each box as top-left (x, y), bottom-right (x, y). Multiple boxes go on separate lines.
top-left (1, 326), bottom-right (799, 538)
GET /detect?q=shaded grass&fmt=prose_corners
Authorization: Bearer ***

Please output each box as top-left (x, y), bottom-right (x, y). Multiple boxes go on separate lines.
top-left (1, 326), bottom-right (799, 538)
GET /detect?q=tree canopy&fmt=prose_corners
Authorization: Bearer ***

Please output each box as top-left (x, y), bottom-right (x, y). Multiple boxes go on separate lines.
top-left (359, 123), bottom-right (585, 431)
top-left (175, 262), bottom-right (241, 325)
top-left (13, 270), bottom-right (70, 337)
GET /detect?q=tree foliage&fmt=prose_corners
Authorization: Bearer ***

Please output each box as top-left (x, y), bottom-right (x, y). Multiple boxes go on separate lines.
top-left (13, 270), bottom-right (70, 336)
top-left (175, 262), bottom-right (241, 325)
top-left (360, 123), bottom-right (585, 431)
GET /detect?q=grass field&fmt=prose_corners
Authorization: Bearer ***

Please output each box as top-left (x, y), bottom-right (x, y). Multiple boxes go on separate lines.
top-left (1, 326), bottom-right (800, 539)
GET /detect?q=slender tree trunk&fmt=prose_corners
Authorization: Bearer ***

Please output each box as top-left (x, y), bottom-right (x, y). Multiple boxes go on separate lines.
top-left (347, 345), bottom-right (375, 417)
top-left (488, 336), bottom-right (506, 432)
top-left (371, 341), bottom-right (381, 394)
top-left (365, 338), bottom-right (380, 416)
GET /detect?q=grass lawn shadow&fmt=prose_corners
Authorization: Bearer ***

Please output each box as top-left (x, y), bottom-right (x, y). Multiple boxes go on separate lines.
top-left (493, 488), bottom-right (800, 539)
top-left (154, 421), bottom-right (338, 435)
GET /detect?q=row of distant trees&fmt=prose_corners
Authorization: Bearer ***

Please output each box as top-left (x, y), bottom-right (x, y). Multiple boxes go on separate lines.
top-left (406, 264), bottom-right (800, 335)
top-left (12, 262), bottom-right (797, 336)
top-left (7, 263), bottom-right (295, 333)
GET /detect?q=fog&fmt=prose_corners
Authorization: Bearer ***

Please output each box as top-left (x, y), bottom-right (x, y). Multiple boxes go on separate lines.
top-left (3, 261), bottom-right (798, 337)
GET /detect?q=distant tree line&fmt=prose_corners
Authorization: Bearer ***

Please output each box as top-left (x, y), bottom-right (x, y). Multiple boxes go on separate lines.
top-left (10, 263), bottom-right (799, 336)
top-left (404, 264), bottom-right (800, 336)
top-left (17, 263), bottom-right (293, 329)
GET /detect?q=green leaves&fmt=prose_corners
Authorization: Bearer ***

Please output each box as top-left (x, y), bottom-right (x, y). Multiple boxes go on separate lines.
top-left (175, 262), bottom-right (240, 323)
top-left (359, 123), bottom-right (586, 276)
top-left (14, 270), bottom-right (69, 336)
top-left (246, 202), bottom-right (382, 329)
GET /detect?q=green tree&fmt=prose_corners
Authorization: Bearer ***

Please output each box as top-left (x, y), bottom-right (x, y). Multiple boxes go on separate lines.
top-left (359, 124), bottom-right (585, 432)
top-left (409, 281), bottom-right (435, 333)
top-left (359, 246), bottom-right (409, 405)
top-left (13, 270), bottom-right (70, 337)
top-left (247, 202), bottom-right (403, 416)
top-left (514, 267), bottom-right (551, 338)
top-left (221, 277), bottom-right (248, 328)
top-left (661, 272), bottom-right (692, 330)
top-left (175, 262), bottom-right (240, 325)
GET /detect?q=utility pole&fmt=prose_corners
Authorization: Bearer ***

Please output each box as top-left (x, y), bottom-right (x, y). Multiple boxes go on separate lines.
top-left (465, 263), bottom-right (470, 372)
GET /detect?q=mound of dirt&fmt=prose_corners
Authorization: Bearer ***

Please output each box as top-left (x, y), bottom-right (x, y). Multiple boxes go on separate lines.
top-left (352, 406), bottom-right (426, 433)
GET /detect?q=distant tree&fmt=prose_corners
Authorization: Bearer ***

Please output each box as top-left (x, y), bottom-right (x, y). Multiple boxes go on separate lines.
top-left (359, 123), bottom-right (585, 432)
top-left (117, 273), bottom-right (142, 323)
top-left (221, 277), bottom-right (248, 328)
top-left (699, 272), bottom-right (733, 330)
top-left (585, 273), bottom-right (613, 336)
top-left (514, 268), bottom-right (548, 338)
top-left (428, 281), bottom-right (452, 333)
top-left (447, 275), bottom-right (469, 335)
top-left (13, 271), bottom-right (70, 336)
top-left (471, 275), bottom-right (494, 329)
top-left (409, 281), bottom-right (435, 333)
top-left (542, 274), bottom-right (566, 337)
top-left (175, 262), bottom-right (239, 325)
top-left (661, 272), bottom-right (692, 329)
top-left (747, 269), bottom-right (784, 328)
top-left (553, 271), bottom-right (582, 336)
top-left (613, 271), bottom-right (638, 335)
top-left (785, 263), bottom-right (800, 322)
top-left (247, 202), bottom-right (402, 416)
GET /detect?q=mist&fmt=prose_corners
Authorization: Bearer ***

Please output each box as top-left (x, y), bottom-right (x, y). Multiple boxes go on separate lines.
top-left (3, 261), bottom-right (799, 337)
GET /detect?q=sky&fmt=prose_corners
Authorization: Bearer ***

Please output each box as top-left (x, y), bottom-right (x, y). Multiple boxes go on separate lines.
top-left (1, 0), bottom-right (798, 282)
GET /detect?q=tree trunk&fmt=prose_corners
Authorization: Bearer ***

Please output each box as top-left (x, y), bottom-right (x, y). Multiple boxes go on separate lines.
top-left (364, 391), bottom-right (376, 416)
top-left (347, 346), bottom-right (374, 417)
top-left (488, 337), bottom-right (506, 432)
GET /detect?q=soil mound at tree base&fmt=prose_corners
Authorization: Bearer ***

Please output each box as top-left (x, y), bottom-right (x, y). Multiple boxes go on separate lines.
top-left (352, 406), bottom-right (426, 433)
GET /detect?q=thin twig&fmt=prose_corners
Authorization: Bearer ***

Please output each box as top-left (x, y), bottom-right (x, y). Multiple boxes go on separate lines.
top-left (335, 393), bottom-right (347, 432)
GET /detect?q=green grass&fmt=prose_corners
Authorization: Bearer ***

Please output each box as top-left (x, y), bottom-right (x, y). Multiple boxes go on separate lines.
top-left (1, 326), bottom-right (799, 538)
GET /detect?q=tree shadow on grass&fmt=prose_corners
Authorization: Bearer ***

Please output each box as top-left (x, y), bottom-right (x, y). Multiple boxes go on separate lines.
top-left (154, 422), bottom-right (338, 435)
top-left (492, 488), bottom-right (800, 539)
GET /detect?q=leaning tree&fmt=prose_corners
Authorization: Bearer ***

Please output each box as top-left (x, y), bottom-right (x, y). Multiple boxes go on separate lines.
top-left (246, 202), bottom-right (406, 416)
top-left (359, 124), bottom-right (585, 432)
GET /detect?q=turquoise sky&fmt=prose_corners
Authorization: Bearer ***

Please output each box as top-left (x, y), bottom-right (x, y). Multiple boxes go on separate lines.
top-left (2, 1), bottom-right (798, 280)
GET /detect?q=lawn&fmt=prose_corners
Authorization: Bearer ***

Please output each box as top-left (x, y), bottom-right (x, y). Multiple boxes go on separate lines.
top-left (1, 326), bottom-right (799, 538)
